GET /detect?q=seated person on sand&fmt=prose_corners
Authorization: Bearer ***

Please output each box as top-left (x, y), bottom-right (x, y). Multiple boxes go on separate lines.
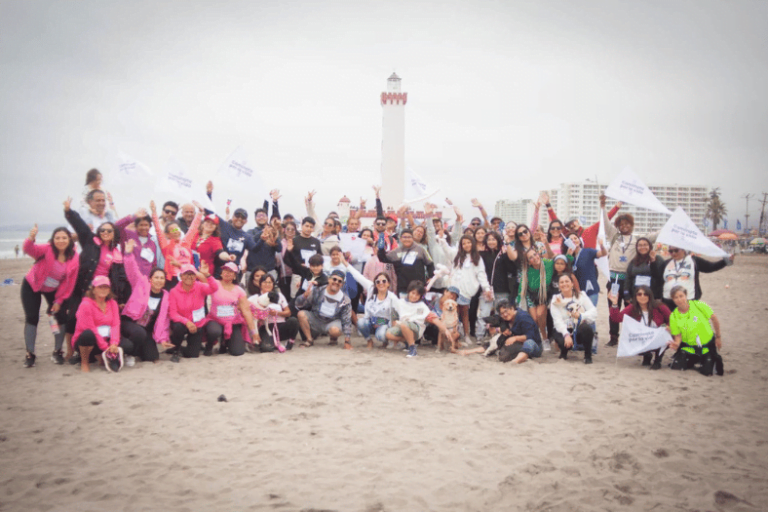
top-left (341, 256), bottom-right (398, 349)
top-left (167, 261), bottom-right (219, 362)
top-left (384, 280), bottom-right (431, 358)
top-left (295, 269), bottom-right (353, 349)
top-left (550, 273), bottom-right (597, 365)
top-left (459, 300), bottom-right (542, 364)
top-left (667, 285), bottom-right (724, 377)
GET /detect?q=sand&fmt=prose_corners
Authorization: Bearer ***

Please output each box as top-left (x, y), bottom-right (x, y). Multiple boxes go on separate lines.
top-left (1, 255), bottom-right (767, 512)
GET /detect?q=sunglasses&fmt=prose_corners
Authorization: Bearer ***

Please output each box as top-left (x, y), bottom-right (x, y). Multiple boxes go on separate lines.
top-left (168, 227), bottom-right (181, 234)
top-left (164, 209), bottom-right (177, 215)
top-left (329, 277), bottom-right (344, 284)
top-left (517, 229), bottom-right (529, 236)
top-left (375, 222), bottom-right (386, 227)
top-left (471, 222), bottom-right (480, 226)
top-left (550, 226), bottom-right (562, 230)
top-left (636, 292), bottom-right (648, 297)
top-left (325, 222), bottom-right (334, 227)
top-left (99, 228), bottom-right (114, 233)
top-left (669, 248), bottom-right (681, 253)
top-left (375, 279), bottom-right (388, 285)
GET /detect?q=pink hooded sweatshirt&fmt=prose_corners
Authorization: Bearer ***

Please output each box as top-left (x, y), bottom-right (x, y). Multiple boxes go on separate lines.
top-left (73, 297), bottom-right (121, 351)
top-left (169, 276), bottom-right (219, 328)
top-left (122, 253), bottom-right (171, 343)
top-left (23, 238), bottom-right (79, 305)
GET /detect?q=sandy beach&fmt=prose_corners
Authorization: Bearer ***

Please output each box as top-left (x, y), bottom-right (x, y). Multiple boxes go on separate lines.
top-left (1, 255), bottom-right (767, 512)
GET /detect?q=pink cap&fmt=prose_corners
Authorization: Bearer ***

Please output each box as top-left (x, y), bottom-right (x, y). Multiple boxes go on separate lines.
top-left (179, 264), bottom-right (198, 275)
top-left (222, 262), bottom-right (238, 273)
top-left (92, 275), bottom-right (111, 288)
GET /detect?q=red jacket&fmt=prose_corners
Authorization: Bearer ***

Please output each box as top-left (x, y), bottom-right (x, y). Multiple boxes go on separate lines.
top-left (609, 303), bottom-right (671, 326)
top-left (73, 297), bottom-right (121, 350)
top-left (23, 238), bottom-right (79, 305)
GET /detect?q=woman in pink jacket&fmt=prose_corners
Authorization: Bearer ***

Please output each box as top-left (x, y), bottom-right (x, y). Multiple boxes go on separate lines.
top-left (204, 262), bottom-right (256, 356)
top-left (73, 276), bottom-right (135, 373)
top-left (168, 260), bottom-right (218, 361)
top-left (119, 239), bottom-right (172, 363)
top-left (21, 224), bottom-right (79, 367)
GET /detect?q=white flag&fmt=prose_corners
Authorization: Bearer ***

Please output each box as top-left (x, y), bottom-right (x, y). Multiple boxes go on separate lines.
top-left (155, 157), bottom-right (210, 209)
top-left (114, 151), bottom-right (152, 183)
top-left (595, 208), bottom-right (610, 279)
top-left (218, 146), bottom-right (267, 201)
top-left (617, 316), bottom-right (672, 357)
top-left (657, 207), bottom-right (728, 257)
top-left (338, 233), bottom-right (367, 261)
top-left (604, 167), bottom-right (671, 215)
top-left (404, 167), bottom-right (440, 204)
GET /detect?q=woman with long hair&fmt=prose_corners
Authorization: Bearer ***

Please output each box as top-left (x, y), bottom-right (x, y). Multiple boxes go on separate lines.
top-left (518, 247), bottom-right (554, 344)
top-left (439, 234), bottom-right (493, 346)
top-left (20, 225), bottom-right (79, 367)
top-left (344, 253), bottom-right (398, 349)
top-left (626, 237), bottom-right (665, 301)
top-left (609, 284), bottom-right (671, 369)
top-left (476, 231), bottom-right (516, 338)
top-left (190, 214), bottom-right (235, 274)
top-left (249, 273), bottom-right (300, 350)
top-left (546, 219), bottom-right (566, 256)
top-left (550, 273), bottom-right (597, 364)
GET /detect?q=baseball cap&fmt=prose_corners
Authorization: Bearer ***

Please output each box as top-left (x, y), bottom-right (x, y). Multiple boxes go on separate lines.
top-left (180, 264), bottom-right (197, 275)
top-left (92, 276), bottom-right (111, 288)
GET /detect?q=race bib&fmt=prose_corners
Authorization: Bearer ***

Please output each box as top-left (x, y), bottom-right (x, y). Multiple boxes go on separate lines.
top-left (402, 252), bottom-right (417, 265)
top-left (43, 277), bottom-right (60, 289)
top-left (97, 325), bottom-right (111, 338)
top-left (227, 239), bottom-right (244, 253)
top-left (634, 276), bottom-right (652, 288)
top-left (140, 247), bottom-right (155, 262)
top-left (301, 249), bottom-right (316, 264)
top-left (217, 305), bottom-right (235, 318)
top-left (192, 307), bottom-right (206, 322)
top-left (320, 300), bottom-right (336, 318)
top-left (147, 297), bottom-right (161, 311)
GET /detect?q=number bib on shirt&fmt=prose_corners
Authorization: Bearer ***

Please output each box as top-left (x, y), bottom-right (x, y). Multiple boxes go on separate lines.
top-left (147, 297), bottom-right (161, 311)
top-left (97, 325), bottom-right (111, 338)
top-left (402, 252), bottom-right (417, 265)
top-left (319, 300), bottom-right (336, 318)
top-left (634, 275), bottom-right (652, 288)
top-left (140, 247), bottom-right (155, 262)
top-left (192, 307), bottom-right (206, 322)
top-left (217, 305), bottom-right (235, 318)
top-left (43, 277), bottom-right (60, 289)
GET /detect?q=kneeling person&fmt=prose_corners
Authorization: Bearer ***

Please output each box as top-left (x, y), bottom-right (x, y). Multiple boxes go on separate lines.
top-left (295, 270), bottom-right (353, 349)
top-left (497, 300), bottom-right (542, 364)
top-left (385, 280), bottom-right (431, 358)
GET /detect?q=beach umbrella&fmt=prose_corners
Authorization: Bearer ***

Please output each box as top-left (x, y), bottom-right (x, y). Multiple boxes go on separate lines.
top-left (749, 238), bottom-right (767, 245)
top-left (708, 229), bottom-right (735, 237)
top-left (717, 233), bottom-right (738, 240)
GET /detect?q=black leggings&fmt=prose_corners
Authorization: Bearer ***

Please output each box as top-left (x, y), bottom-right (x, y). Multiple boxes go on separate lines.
top-left (258, 317), bottom-right (300, 344)
top-left (21, 279), bottom-right (67, 326)
top-left (66, 288), bottom-right (84, 335)
top-left (120, 317), bottom-right (159, 361)
top-left (75, 329), bottom-right (135, 357)
top-left (468, 289), bottom-right (481, 337)
top-left (170, 321), bottom-right (204, 358)
top-left (553, 323), bottom-right (594, 357)
top-left (204, 321), bottom-right (246, 356)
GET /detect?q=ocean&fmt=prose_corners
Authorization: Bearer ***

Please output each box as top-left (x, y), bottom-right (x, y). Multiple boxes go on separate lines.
top-left (0, 229), bottom-right (55, 259)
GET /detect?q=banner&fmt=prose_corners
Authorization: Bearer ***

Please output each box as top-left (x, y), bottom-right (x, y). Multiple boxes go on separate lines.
top-left (604, 167), bottom-right (671, 215)
top-left (657, 207), bottom-right (728, 257)
top-left (404, 167), bottom-right (440, 204)
top-left (154, 157), bottom-right (212, 210)
top-left (218, 146), bottom-right (267, 202)
top-left (114, 151), bottom-right (152, 183)
top-left (617, 316), bottom-right (672, 357)
top-left (595, 208), bottom-right (610, 279)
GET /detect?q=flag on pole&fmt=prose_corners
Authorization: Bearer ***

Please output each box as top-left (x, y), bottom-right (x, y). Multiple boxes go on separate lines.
top-left (604, 167), bottom-right (672, 214)
top-left (114, 151), bottom-right (152, 183)
top-left (657, 207), bottom-right (728, 257)
top-left (737, 219), bottom-right (742, 231)
top-left (595, 208), bottom-right (610, 279)
top-left (404, 167), bottom-right (440, 205)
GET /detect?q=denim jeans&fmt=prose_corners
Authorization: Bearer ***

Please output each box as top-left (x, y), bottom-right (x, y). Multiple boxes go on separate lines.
top-left (357, 318), bottom-right (388, 342)
top-left (521, 339), bottom-right (543, 358)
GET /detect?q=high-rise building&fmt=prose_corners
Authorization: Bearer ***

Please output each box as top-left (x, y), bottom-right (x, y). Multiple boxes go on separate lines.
top-left (380, 73), bottom-right (407, 210)
top-left (540, 182), bottom-right (709, 234)
top-left (493, 199), bottom-right (537, 226)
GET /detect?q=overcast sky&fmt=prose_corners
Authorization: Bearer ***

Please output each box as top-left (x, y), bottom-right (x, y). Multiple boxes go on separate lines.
top-left (1, 0), bottom-right (766, 229)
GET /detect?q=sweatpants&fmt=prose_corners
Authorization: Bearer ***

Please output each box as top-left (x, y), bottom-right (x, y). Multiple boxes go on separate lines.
top-left (204, 321), bottom-right (246, 356)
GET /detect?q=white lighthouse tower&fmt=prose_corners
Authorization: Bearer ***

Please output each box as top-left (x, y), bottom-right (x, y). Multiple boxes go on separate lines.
top-left (380, 73), bottom-right (407, 209)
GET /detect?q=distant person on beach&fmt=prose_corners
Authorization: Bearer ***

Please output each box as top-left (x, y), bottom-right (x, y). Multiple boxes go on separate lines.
top-left (14, 244), bottom-right (20, 258)
top-left (21, 224), bottom-right (79, 368)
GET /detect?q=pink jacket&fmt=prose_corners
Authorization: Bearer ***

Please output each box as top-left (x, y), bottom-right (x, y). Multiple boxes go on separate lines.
top-left (73, 297), bottom-right (121, 351)
top-left (23, 238), bottom-right (79, 305)
top-left (122, 253), bottom-right (171, 343)
top-left (169, 276), bottom-right (219, 327)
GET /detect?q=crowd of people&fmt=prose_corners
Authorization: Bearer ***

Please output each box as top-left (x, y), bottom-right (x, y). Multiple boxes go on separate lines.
top-left (19, 169), bottom-right (731, 376)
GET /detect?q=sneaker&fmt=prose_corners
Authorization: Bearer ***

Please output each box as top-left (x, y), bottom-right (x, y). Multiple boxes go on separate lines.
top-left (125, 355), bottom-right (136, 367)
top-left (285, 339), bottom-right (294, 351)
top-left (68, 352), bottom-right (81, 365)
top-left (203, 345), bottom-right (213, 357)
top-left (543, 339), bottom-right (552, 352)
top-left (24, 353), bottom-right (36, 368)
top-left (51, 350), bottom-right (64, 365)
top-left (406, 345), bottom-right (418, 358)
top-left (606, 335), bottom-right (619, 347)
top-left (170, 353), bottom-right (181, 363)
top-left (584, 355), bottom-right (593, 365)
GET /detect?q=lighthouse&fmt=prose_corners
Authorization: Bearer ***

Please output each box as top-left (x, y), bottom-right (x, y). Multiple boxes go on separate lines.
top-left (380, 73), bottom-right (407, 209)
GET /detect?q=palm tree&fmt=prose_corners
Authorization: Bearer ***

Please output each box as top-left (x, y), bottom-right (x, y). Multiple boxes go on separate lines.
top-left (706, 188), bottom-right (728, 230)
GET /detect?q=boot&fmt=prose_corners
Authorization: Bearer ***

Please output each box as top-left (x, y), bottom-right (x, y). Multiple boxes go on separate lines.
top-left (559, 345), bottom-right (568, 360)
top-left (606, 334), bottom-right (619, 347)
top-left (79, 345), bottom-right (93, 372)
top-left (641, 353), bottom-right (653, 366)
